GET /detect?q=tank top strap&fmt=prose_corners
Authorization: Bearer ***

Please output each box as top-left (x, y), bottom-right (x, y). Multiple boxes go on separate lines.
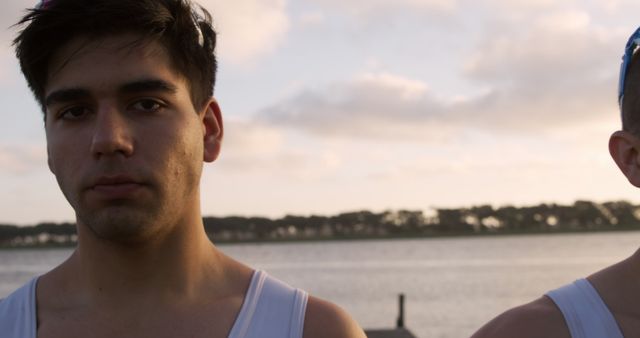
top-left (228, 270), bottom-right (308, 338)
top-left (289, 287), bottom-right (308, 338)
top-left (546, 278), bottom-right (624, 338)
top-left (0, 276), bottom-right (38, 338)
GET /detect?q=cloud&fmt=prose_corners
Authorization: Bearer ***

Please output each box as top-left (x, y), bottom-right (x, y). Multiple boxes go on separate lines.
top-left (259, 25), bottom-right (620, 141)
top-left (215, 118), bottom-right (345, 180)
top-left (307, 0), bottom-right (457, 17)
top-left (593, 0), bottom-right (640, 14)
top-left (479, 0), bottom-right (569, 11)
top-left (465, 10), bottom-right (602, 82)
top-left (248, 7), bottom-right (627, 143)
top-left (461, 9), bottom-right (621, 129)
top-left (2, 1), bottom-right (290, 67)
top-left (0, 144), bottom-right (47, 175)
top-left (222, 118), bottom-right (285, 156)
top-left (257, 8), bottom-right (626, 141)
top-left (201, 0), bottom-right (290, 65)
top-left (297, 11), bottom-right (326, 27)
top-left (0, 1), bottom-right (30, 79)
top-left (257, 53), bottom-right (615, 143)
top-left (217, 118), bottom-right (284, 171)
top-left (0, 1), bottom-right (26, 41)
top-left (258, 72), bottom-right (462, 142)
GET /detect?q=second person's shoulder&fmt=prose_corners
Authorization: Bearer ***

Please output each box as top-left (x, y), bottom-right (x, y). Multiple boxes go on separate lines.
top-left (303, 296), bottom-right (367, 338)
top-left (470, 296), bottom-right (571, 338)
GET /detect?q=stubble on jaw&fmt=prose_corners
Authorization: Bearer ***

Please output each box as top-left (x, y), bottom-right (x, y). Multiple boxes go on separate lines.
top-left (73, 157), bottom-right (203, 246)
top-left (76, 201), bottom-right (170, 246)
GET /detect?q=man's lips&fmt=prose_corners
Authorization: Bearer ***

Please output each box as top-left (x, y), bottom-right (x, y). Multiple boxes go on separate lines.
top-left (88, 176), bottom-right (145, 198)
top-left (92, 175), bottom-right (140, 186)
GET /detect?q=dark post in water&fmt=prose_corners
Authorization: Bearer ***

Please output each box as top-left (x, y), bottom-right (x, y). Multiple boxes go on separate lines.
top-left (396, 293), bottom-right (405, 328)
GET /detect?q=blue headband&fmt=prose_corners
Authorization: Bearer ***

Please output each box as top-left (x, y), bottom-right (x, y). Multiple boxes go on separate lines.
top-left (619, 27), bottom-right (640, 113)
top-left (36, 0), bottom-right (52, 10)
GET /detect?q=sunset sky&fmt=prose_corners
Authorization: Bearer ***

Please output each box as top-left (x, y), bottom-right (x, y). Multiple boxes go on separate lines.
top-left (2, 0), bottom-right (640, 225)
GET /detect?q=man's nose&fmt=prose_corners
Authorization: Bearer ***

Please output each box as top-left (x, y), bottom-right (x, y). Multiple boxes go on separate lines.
top-left (90, 107), bottom-right (134, 158)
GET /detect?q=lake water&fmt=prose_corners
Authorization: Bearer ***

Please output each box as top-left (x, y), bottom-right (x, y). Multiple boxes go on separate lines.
top-left (2, 231), bottom-right (639, 338)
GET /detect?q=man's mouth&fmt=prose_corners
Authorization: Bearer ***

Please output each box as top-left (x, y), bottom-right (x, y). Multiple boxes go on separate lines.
top-left (89, 175), bottom-right (145, 198)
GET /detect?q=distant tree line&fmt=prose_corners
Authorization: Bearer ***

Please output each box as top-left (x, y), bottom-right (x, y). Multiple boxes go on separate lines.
top-left (3, 200), bottom-right (640, 247)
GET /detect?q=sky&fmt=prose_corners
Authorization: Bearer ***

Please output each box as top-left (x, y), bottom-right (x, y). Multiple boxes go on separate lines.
top-left (2, 0), bottom-right (640, 225)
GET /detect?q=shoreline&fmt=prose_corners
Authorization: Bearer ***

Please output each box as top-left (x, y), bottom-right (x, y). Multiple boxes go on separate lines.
top-left (2, 226), bottom-right (639, 250)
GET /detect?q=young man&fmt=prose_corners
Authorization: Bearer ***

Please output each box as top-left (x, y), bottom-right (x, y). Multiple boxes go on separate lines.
top-left (0, 1), bottom-right (366, 337)
top-left (472, 27), bottom-right (640, 338)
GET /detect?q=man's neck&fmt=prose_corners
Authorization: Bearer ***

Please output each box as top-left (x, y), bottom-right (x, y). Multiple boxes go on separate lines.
top-left (61, 215), bottom-right (224, 307)
top-left (34, 215), bottom-right (255, 338)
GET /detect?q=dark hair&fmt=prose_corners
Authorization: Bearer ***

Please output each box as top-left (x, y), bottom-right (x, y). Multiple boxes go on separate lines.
top-left (13, 0), bottom-right (217, 114)
top-left (622, 52), bottom-right (640, 134)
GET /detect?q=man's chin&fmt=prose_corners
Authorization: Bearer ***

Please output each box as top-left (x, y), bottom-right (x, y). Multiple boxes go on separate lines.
top-left (78, 208), bottom-right (161, 244)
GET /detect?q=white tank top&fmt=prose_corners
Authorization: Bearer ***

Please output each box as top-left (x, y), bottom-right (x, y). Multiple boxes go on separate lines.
top-left (0, 276), bottom-right (37, 338)
top-left (0, 270), bottom-right (308, 338)
top-left (546, 278), bottom-right (624, 338)
top-left (229, 270), bottom-right (308, 338)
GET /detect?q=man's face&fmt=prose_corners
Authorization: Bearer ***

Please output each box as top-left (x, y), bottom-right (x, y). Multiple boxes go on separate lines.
top-left (43, 34), bottom-right (221, 243)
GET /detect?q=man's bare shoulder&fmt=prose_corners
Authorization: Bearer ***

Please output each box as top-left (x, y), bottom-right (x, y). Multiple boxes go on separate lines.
top-left (303, 296), bottom-right (366, 338)
top-left (471, 296), bottom-right (570, 338)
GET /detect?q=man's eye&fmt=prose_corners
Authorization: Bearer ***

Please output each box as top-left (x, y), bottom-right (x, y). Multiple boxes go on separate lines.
top-left (59, 106), bottom-right (89, 120)
top-left (131, 99), bottom-right (163, 112)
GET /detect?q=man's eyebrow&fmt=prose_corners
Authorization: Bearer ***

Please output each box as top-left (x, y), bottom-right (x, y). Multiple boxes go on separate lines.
top-left (119, 79), bottom-right (178, 94)
top-left (45, 88), bottom-right (91, 107)
top-left (44, 79), bottom-right (178, 107)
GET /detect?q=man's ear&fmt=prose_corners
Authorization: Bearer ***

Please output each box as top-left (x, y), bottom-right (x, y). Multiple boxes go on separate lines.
top-left (46, 145), bottom-right (55, 175)
top-left (201, 98), bottom-right (223, 163)
top-left (610, 130), bottom-right (640, 187)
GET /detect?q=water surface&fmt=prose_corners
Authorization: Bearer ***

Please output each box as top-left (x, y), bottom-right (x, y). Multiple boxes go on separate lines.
top-left (2, 231), bottom-right (638, 338)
